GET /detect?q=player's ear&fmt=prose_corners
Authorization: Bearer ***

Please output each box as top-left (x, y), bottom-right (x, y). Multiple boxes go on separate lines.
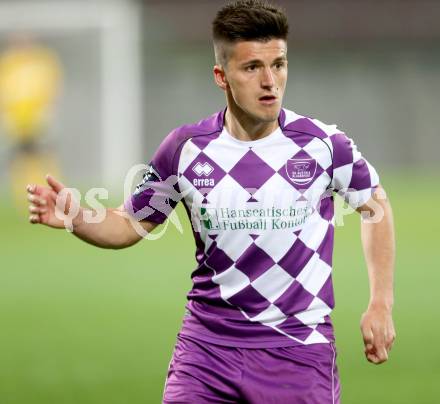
top-left (213, 65), bottom-right (228, 90)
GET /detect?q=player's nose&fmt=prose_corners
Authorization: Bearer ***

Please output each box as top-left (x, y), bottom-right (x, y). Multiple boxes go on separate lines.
top-left (260, 66), bottom-right (275, 88)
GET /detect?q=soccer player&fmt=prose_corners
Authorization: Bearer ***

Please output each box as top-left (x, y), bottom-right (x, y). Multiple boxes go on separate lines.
top-left (26, 1), bottom-right (396, 402)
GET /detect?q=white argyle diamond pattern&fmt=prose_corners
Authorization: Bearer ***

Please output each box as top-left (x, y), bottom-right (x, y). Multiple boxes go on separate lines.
top-left (128, 108), bottom-right (382, 347)
top-left (304, 329), bottom-right (330, 344)
top-left (250, 304), bottom-right (287, 327)
top-left (251, 135), bottom-right (302, 172)
top-left (302, 137), bottom-right (333, 170)
top-left (251, 264), bottom-right (294, 303)
top-left (178, 174), bottom-right (206, 226)
top-left (298, 213), bottom-right (330, 251)
top-left (296, 256), bottom-right (332, 297)
top-left (177, 125), bottom-right (337, 344)
top-left (254, 230), bottom-right (298, 263)
top-left (284, 109), bottom-right (304, 126)
top-left (178, 139), bottom-right (203, 174)
top-left (212, 265), bottom-right (251, 300)
top-left (204, 235), bottom-right (215, 254)
top-left (203, 135), bottom-right (250, 172)
top-left (332, 164), bottom-right (353, 191)
top-left (310, 118), bottom-right (340, 137)
top-left (168, 110), bottom-right (380, 346)
top-left (295, 296), bottom-right (332, 326)
top-left (205, 173), bottom-right (251, 207)
top-left (252, 171), bottom-right (302, 206)
top-left (344, 188), bottom-right (375, 208)
top-left (215, 230), bottom-right (254, 262)
top-left (301, 174), bottom-right (332, 203)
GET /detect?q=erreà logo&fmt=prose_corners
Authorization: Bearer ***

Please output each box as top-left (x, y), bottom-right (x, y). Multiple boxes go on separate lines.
top-left (193, 162), bottom-right (214, 176)
top-left (192, 162), bottom-right (215, 187)
top-left (285, 158), bottom-right (317, 185)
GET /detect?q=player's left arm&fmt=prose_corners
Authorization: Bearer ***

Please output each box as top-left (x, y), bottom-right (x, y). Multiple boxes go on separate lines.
top-left (355, 184), bottom-right (396, 365)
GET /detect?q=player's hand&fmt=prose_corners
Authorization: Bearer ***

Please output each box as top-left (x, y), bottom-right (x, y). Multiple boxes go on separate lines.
top-left (26, 174), bottom-right (82, 229)
top-left (360, 305), bottom-right (396, 365)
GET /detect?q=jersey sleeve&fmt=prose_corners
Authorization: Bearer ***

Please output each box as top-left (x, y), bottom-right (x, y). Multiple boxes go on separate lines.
top-left (124, 130), bottom-right (181, 224)
top-left (329, 133), bottom-right (380, 208)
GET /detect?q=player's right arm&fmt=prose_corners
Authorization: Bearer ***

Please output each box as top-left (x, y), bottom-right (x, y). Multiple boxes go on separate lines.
top-left (28, 127), bottom-right (184, 248)
top-left (27, 174), bottom-right (158, 249)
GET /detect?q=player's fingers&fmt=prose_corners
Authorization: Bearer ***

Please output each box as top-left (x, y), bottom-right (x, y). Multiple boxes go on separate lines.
top-left (26, 183), bottom-right (49, 196)
top-left (366, 352), bottom-right (381, 364)
top-left (366, 351), bottom-right (375, 362)
top-left (372, 329), bottom-right (388, 361)
top-left (376, 345), bottom-right (388, 363)
top-left (46, 174), bottom-right (65, 193)
top-left (29, 205), bottom-right (47, 215)
top-left (361, 325), bottom-right (374, 349)
top-left (27, 193), bottom-right (47, 206)
top-left (385, 327), bottom-right (396, 351)
top-left (29, 214), bottom-right (40, 224)
top-left (374, 328), bottom-right (385, 347)
top-left (364, 345), bottom-right (373, 354)
top-left (366, 348), bottom-right (388, 365)
top-left (371, 336), bottom-right (388, 363)
top-left (44, 189), bottom-right (60, 206)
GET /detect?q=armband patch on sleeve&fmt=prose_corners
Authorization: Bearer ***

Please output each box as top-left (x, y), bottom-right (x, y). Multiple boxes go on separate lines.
top-left (134, 164), bottom-right (162, 195)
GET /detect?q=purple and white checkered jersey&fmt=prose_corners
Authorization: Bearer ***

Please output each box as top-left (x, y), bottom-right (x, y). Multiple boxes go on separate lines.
top-left (125, 108), bottom-right (380, 348)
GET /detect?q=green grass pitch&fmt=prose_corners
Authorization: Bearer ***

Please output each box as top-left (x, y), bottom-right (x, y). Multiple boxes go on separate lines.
top-left (0, 173), bottom-right (438, 403)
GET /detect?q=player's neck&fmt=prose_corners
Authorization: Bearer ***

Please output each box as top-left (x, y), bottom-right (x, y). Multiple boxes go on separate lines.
top-left (224, 107), bottom-right (279, 142)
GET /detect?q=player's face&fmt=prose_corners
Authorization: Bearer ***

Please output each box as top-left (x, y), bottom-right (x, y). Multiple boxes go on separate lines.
top-left (216, 39), bottom-right (288, 124)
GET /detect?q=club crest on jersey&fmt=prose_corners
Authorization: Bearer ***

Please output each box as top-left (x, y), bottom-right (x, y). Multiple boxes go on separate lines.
top-left (192, 162), bottom-right (215, 186)
top-left (285, 158), bottom-right (317, 185)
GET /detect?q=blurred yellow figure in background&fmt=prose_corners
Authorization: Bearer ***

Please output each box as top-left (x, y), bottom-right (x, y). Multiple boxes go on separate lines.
top-left (0, 37), bottom-right (62, 210)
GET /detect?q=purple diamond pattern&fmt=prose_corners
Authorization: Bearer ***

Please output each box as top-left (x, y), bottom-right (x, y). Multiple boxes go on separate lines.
top-left (191, 132), bottom-right (220, 151)
top-left (277, 239), bottom-right (315, 278)
top-left (284, 117), bottom-right (328, 140)
top-left (315, 321), bottom-right (334, 341)
top-left (182, 151), bottom-right (226, 194)
top-left (288, 132), bottom-right (314, 148)
top-left (205, 245), bottom-right (235, 274)
top-left (227, 284), bottom-right (271, 317)
top-left (348, 159), bottom-right (372, 190)
top-left (318, 194), bottom-right (334, 221)
top-left (317, 275), bottom-right (335, 309)
top-left (128, 108), bottom-right (380, 347)
top-left (331, 133), bottom-right (354, 168)
top-left (316, 225), bottom-right (334, 266)
top-left (273, 280), bottom-right (315, 315)
top-left (235, 243), bottom-right (277, 281)
top-left (247, 195), bottom-right (259, 202)
top-left (228, 149), bottom-right (275, 191)
top-left (276, 315), bottom-right (315, 342)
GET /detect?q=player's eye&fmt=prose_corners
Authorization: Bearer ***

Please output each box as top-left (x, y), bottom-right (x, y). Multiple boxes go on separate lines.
top-left (274, 62), bottom-right (285, 70)
top-left (245, 64), bottom-right (258, 72)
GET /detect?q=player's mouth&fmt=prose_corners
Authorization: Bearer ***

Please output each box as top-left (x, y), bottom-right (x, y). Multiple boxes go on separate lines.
top-left (258, 95), bottom-right (277, 105)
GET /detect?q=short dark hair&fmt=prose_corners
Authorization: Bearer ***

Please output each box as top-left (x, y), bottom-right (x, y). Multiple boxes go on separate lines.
top-left (212, 0), bottom-right (289, 65)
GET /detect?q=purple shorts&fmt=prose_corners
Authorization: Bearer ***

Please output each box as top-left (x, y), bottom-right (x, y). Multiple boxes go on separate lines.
top-left (163, 334), bottom-right (341, 403)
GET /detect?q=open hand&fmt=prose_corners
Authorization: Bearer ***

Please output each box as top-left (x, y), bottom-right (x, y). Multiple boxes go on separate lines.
top-left (27, 174), bottom-right (81, 229)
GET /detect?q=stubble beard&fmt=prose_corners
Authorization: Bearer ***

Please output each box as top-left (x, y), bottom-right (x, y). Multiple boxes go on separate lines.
top-left (246, 102), bottom-right (281, 125)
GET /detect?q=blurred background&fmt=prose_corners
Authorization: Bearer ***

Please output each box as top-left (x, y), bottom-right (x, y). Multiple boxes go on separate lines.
top-left (0, 0), bottom-right (439, 403)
